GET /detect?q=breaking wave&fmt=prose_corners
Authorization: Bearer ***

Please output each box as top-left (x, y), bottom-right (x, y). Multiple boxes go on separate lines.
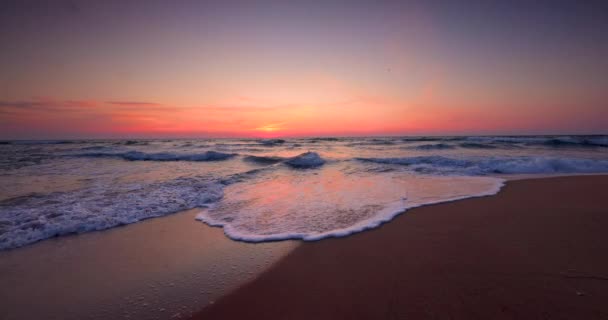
top-left (466, 136), bottom-right (608, 148)
top-left (75, 150), bottom-right (236, 162)
top-left (458, 142), bottom-right (498, 149)
top-left (2, 135), bottom-right (607, 250)
top-left (357, 155), bottom-right (608, 175)
top-left (410, 143), bottom-right (455, 150)
top-left (285, 152), bottom-right (326, 168)
top-left (0, 177), bottom-right (225, 250)
top-left (243, 155), bottom-right (286, 165)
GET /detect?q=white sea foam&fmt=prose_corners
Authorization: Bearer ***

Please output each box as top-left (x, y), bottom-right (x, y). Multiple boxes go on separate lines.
top-left (357, 156), bottom-right (608, 175)
top-left (2, 136), bottom-right (607, 250)
top-left (0, 177), bottom-right (224, 250)
top-left (466, 135), bottom-right (608, 147)
top-left (76, 150), bottom-right (236, 161)
top-left (195, 170), bottom-right (504, 242)
top-left (284, 152), bottom-right (325, 168)
top-left (259, 139), bottom-right (286, 146)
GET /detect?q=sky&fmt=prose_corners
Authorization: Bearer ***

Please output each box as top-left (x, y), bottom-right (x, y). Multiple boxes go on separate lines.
top-left (1, 0), bottom-right (607, 139)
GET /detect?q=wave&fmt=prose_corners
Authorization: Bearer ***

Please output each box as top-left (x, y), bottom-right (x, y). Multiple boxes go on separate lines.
top-left (285, 152), bottom-right (325, 168)
top-left (540, 137), bottom-right (608, 148)
top-left (458, 142), bottom-right (497, 149)
top-left (79, 145), bottom-right (111, 151)
top-left (410, 143), bottom-right (455, 150)
top-left (0, 177), bottom-right (224, 250)
top-left (243, 155), bottom-right (286, 165)
top-left (3, 134), bottom-right (606, 250)
top-left (259, 139), bottom-right (286, 146)
top-left (307, 137), bottom-right (341, 143)
top-left (7, 140), bottom-right (80, 145)
top-left (213, 139), bottom-right (287, 147)
top-left (466, 136), bottom-right (608, 148)
top-left (586, 136), bottom-right (608, 146)
top-left (357, 155), bottom-right (608, 175)
top-left (218, 147), bottom-right (266, 153)
top-left (119, 140), bottom-right (149, 146)
top-left (476, 157), bottom-right (608, 174)
top-left (401, 137), bottom-right (461, 142)
top-left (76, 150), bottom-right (236, 162)
top-left (347, 140), bottom-right (396, 146)
top-left (179, 142), bottom-right (210, 148)
top-left (220, 167), bottom-right (274, 185)
top-left (243, 153), bottom-right (326, 168)
top-left (195, 174), bottom-right (504, 243)
top-left (214, 142), bottom-right (264, 147)
top-left (357, 155), bottom-right (471, 169)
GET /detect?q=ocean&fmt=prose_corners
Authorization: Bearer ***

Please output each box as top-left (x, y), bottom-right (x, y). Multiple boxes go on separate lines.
top-left (1, 135), bottom-right (607, 250)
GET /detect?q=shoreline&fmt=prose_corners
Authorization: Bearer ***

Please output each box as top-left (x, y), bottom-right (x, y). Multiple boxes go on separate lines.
top-left (498, 172), bottom-right (608, 181)
top-left (1, 174), bottom-right (607, 319)
top-left (0, 209), bottom-right (297, 320)
top-left (193, 175), bottom-right (608, 319)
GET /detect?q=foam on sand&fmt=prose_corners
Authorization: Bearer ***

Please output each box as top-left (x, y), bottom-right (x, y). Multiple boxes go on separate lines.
top-left (2, 136), bottom-right (607, 250)
top-left (0, 177), bottom-right (225, 250)
top-left (195, 169), bottom-right (504, 242)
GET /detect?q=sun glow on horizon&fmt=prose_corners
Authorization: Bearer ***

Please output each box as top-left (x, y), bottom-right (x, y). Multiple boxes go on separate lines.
top-left (254, 122), bottom-right (286, 133)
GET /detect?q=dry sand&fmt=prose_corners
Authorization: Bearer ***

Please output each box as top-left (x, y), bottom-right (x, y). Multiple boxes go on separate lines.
top-left (193, 175), bottom-right (608, 319)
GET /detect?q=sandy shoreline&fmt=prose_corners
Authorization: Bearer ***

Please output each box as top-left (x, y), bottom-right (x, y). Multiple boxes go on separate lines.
top-left (0, 209), bottom-right (296, 320)
top-left (1, 175), bottom-right (607, 319)
top-left (193, 175), bottom-right (608, 319)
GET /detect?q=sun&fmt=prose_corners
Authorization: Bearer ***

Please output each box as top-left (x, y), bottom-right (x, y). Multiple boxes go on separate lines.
top-left (254, 123), bottom-right (285, 133)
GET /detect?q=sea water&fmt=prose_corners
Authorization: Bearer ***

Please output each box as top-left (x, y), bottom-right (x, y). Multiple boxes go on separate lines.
top-left (1, 135), bottom-right (607, 250)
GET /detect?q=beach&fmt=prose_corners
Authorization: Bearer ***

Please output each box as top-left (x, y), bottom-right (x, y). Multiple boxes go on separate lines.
top-left (0, 209), bottom-right (296, 320)
top-left (3, 1), bottom-right (607, 318)
top-left (193, 175), bottom-right (608, 319)
top-left (1, 175), bottom-right (607, 319)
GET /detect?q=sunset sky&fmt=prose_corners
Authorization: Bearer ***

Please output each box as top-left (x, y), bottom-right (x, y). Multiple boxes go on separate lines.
top-left (1, 0), bottom-right (607, 139)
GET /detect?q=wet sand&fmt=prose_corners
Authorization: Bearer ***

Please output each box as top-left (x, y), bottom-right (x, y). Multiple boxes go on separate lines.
top-left (0, 209), bottom-right (296, 320)
top-left (193, 175), bottom-right (608, 319)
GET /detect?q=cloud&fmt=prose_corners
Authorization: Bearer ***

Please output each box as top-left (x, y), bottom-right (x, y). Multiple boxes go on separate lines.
top-left (0, 100), bottom-right (47, 109)
top-left (194, 105), bottom-right (279, 112)
top-left (106, 101), bottom-right (162, 106)
top-left (0, 99), bottom-right (280, 115)
top-left (0, 100), bottom-right (103, 115)
top-left (0, 99), bottom-right (173, 113)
